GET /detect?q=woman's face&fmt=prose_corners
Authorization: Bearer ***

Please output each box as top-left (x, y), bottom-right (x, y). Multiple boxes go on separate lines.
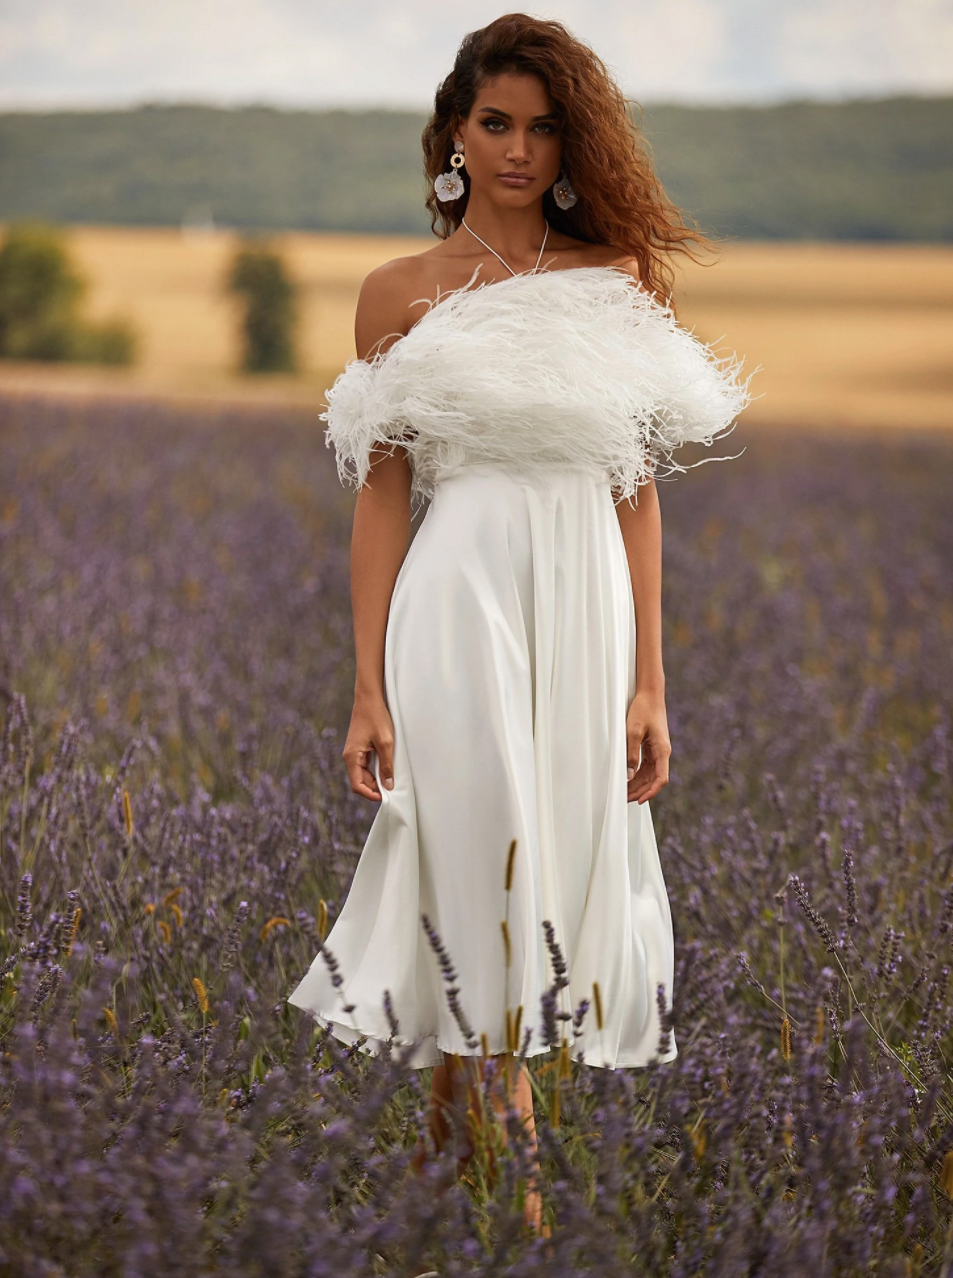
top-left (454, 71), bottom-right (563, 208)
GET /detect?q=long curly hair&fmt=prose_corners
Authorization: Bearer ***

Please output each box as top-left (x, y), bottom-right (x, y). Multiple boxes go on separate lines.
top-left (422, 13), bottom-right (715, 302)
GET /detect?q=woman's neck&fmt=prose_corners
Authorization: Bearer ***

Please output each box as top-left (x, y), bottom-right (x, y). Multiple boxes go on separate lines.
top-left (458, 196), bottom-right (548, 260)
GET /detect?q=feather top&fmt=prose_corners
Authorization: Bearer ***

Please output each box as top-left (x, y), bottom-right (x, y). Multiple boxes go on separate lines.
top-left (322, 265), bottom-right (753, 505)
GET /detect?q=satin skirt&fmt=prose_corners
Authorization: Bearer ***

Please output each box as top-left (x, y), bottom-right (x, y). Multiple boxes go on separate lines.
top-left (286, 464), bottom-right (677, 1068)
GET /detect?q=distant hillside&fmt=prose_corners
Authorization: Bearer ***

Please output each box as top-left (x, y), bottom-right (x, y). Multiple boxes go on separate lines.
top-left (0, 97), bottom-right (950, 241)
top-left (643, 96), bottom-right (953, 241)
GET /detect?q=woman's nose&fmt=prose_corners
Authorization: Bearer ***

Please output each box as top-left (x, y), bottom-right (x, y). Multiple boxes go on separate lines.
top-left (505, 132), bottom-right (531, 161)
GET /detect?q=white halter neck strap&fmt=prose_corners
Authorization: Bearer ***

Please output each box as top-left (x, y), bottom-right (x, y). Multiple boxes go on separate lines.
top-left (461, 218), bottom-right (550, 277)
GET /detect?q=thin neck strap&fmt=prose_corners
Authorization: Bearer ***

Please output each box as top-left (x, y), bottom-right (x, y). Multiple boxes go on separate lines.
top-left (461, 218), bottom-right (550, 277)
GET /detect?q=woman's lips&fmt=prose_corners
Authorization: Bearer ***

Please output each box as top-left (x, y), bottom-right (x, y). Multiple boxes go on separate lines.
top-left (497, 173), bottom-right (535, 186)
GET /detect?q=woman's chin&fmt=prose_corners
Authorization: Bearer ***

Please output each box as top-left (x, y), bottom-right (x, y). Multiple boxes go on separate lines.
top-left (471, 182), bottom-right (546, 209)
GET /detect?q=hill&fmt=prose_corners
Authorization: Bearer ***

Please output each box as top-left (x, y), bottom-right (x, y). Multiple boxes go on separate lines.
top-left (0, 97), bottom-right (950, 241)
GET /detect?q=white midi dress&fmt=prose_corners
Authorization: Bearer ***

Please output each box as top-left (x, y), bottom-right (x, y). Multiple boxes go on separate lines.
top-left (287, 266), bottom-right (750, 1069)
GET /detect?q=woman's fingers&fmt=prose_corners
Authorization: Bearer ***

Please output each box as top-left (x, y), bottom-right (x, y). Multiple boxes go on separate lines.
top-left (343, 729), bottom-right (396, 800)
top-left (626, 723), bottom-right (644, 791)
top-left (342, 700), bottom-right (397, 800)
top-left (375, 730), bottom-right (395, 791)
top-left (626, 734), bottom-right (671, 804)
top-left (626, 696), bottom-right (672, 804)
top-left (344, 746), bottom-right (382, 801)
top-left (629, 765), bottom-right (663, 804)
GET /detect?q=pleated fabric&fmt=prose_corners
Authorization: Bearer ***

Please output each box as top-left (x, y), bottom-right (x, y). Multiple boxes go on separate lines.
top-left (287, 462), bottom-right (677, 1069)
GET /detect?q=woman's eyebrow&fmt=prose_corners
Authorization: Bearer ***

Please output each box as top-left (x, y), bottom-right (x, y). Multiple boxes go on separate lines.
top-left (476, 106), bottom-right (560, 121)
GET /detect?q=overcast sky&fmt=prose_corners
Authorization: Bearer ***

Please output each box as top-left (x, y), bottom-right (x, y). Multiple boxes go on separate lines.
top-left (1, 0), bottom-right (950, 111)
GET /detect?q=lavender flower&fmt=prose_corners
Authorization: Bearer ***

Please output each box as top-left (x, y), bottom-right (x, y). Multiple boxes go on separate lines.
top-left (0, 394), bottom-right (951, 1272)
top-left (420, 912), bottom-right (478, 1051)
top-left (790, 873), bottom-right (838, 953)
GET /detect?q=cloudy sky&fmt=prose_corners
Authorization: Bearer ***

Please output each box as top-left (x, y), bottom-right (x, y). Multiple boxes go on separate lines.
top-left (1, 0), bottom-right (950, 110)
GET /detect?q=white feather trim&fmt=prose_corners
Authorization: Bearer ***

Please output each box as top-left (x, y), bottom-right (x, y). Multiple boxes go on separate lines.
top-left (322, 265), bottom-right (753, 506)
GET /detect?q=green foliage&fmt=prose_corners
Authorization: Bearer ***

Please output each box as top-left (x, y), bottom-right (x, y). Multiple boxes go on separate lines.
top-left (0, 221), bottom-right (137, 364)
top-left (638, 95), bottom-right (953, 241)
top-left (71, 316), bottom-right (138, 365)
top-left (0, 106), bottom-right (431, 237)
top-left (0, 221), bottom-right (84, 358)
top-left (0, 98), bottom-right (950, 241)
top-left (227, 239), bottom-right (298, 373)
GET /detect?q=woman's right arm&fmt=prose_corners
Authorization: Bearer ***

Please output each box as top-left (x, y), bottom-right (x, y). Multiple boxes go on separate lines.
top-left (342, 262), bottom-right (417, 801)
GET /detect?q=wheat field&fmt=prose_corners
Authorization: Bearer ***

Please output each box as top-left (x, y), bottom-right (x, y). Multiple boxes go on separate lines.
top-left (0, 224), bottom-right (951, 433)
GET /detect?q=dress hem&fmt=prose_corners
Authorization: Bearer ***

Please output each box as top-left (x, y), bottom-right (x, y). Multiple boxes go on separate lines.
top-left (288, 998), bottom-right (679, 1072)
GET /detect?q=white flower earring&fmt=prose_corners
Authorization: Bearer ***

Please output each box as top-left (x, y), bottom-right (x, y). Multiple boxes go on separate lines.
top-left (552, 171), bottom-right (578, 210)
top-left (435, 140), bottom-right (466, 202)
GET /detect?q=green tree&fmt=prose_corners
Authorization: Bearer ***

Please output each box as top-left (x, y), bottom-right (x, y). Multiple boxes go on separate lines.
top-left (0, 222), bottom-right (137, 364)
top-left (227, 240), bottom-right (298, 374)
top-left (0, 222), bottom-right (83, 359)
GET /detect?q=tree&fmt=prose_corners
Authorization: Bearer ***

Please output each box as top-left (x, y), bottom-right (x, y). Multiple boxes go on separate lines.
top-left (0, 223), bottom-right (83, 359)
top-left (0, 222), bottom-right (137, 364)
top-left (227, 240), bottom-right (298, 374)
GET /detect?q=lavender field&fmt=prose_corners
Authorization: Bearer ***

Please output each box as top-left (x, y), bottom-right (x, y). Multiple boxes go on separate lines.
top-left (1, 390), bottom-right (952, 1276)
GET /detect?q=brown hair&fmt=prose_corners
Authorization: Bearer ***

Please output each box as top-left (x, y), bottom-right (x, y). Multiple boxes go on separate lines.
top-left (422, 13), bottom-right (715, 301)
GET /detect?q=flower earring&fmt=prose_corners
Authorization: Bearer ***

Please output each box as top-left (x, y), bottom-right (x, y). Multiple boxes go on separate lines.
top-left (435, 141), bottom-right (466, 202)
top-left (552, 171), bottom-right (578, 210)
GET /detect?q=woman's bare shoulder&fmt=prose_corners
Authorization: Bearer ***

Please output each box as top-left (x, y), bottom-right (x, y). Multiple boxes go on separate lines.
top-left (355, 255), bottom-right (429, 359)
top-left (355, 249), bottom-right (464, 358)
top-left (599, 249), bottom-right (641, 282)
top-left (579, 244), bottom-right (644, 289)
top-left (540, 232), bottom-right (641, 282)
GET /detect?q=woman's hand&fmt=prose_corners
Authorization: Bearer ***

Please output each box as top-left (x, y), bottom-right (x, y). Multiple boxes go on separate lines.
top-left (343, 694), bottom-right (396, 801)
top-left (626, 688), bottom-right (672, 804)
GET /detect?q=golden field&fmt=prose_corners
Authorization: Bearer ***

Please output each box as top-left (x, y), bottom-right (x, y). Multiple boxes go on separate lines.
top-left (1, 224), bottom-right (951, 433)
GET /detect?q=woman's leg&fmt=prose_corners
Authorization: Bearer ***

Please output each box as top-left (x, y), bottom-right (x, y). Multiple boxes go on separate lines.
top-left (411, 1053), bottom-right (545, 1233)
top-left (410, 1060), bottom-right (457, 1173)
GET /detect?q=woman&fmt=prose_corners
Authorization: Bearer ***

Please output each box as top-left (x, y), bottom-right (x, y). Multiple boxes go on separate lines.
top-left (288, 13), bottom-right (750, 1234)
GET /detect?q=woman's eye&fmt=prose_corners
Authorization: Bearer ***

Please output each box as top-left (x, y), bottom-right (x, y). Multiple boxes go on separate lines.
top-left (479, 119), bottom-right (558, 134)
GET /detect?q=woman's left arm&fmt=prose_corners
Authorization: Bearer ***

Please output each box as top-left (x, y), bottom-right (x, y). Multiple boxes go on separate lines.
top-left (615, 478), bottom-right (672, 804)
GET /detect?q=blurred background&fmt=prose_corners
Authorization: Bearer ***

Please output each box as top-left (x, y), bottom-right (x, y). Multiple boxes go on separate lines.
top-left (0, 0), bottom-right (951, 430)
top-left (4, 8), bottom-right (953, 1263)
